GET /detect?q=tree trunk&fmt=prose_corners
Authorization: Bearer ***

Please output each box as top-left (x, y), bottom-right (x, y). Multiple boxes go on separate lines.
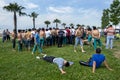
top-left (56, 23), bottom-right (58, 28)
top-left (33, 18), bottom-right (35, 28)
top-left (14, 11), bottom-right (17, 34)
top-left (47, 24), bottom-right (48, 29)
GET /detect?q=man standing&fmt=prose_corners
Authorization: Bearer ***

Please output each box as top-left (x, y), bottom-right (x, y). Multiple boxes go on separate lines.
top-left (17, 30), bottom-right (22, 51)
top-left (32, 29), bottom-right (43, 54)
top-left (74, 26), bottom-right (85, 53)
top-left (105, 25), bottom-right (115, 49)
top-left (11, 29), bottom-right (16, 51)
top-left (58, 29), bottom-right (64, 47)
top-left (92, 26), bottom-right (102, 50)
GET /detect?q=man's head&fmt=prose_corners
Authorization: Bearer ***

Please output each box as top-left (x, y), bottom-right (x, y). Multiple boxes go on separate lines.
top-left (96, 48), bottom-right (101, 54)
top-left (93, 26), bottom-right (96, 30)
top-left (64, 61), bottom-right (70, 67)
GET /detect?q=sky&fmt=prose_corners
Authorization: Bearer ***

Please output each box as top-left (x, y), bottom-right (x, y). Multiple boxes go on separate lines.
top-left (0, 0), bottom-right (113, 31)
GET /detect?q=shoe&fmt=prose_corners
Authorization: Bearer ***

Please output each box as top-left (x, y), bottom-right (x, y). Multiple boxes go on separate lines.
top-left (32, 52), bottom-right (34, 54)
top-left (43, 54), bottom-right (47, 57)
top-left (82, 50), bottom-right (86, 53)
top-left (41, 53), bottom-right (46, 56)
top-left (36, 56), bottom-right (40, 59)
top-left (74, 50), bottom-right (77, 52)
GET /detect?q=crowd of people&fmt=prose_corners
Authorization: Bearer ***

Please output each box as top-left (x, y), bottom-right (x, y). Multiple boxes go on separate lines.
top-left (1, 25), bottom-right (115, 74)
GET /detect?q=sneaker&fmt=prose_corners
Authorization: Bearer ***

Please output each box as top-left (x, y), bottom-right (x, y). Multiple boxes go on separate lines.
top-left (41, 53), bottom-right (47, 56)
top-left (43, 54), bottom-right (47, 57)
top-left (74, 50), bottom-right (77, 52)
top-left (82, 50), bottom-right (86, 53)
top-left (36, 56), bottom-right (40, 59)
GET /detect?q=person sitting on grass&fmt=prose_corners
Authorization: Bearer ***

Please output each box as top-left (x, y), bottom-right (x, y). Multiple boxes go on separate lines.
top-left (36, 55), bottom-right (73, 74)
top-left (79, 48), bottom-right (113, 73)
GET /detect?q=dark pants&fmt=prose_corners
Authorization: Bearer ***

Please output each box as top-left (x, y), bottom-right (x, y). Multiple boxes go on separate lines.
top-left (18, 40), bottom-right (22, 51)
top-left (52, 36), bottom-right (56, 45)
top-left (2, 36), bottom-right (6, 43)
top-left (43, 56), bottom-right (56, 63)
top-left (79, 58), bottom-right (92, 66)
top-left (58, 36), bottom-right (63, 47)
top-left (70, 35), bottom-right (75, 44)
top-left (6, 35), bottom-right (10, 41)
top-left (66, 36), bottom-right (70, 44)
top-left (12, 39), bottom-right (16, 49)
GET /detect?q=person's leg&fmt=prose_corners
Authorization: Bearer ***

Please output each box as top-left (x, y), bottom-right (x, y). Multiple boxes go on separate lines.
top-left (93, 38), bottom-right (97, 50)
top-left (79, 57), bottom-right (91, 66)
top-left (60, 36), bottom-right (63, 47)
top-left (110, 36), bottom-right (114, 49)
top-left (98, 39), bottom-right (102, 48)
top-left (12, 39), bottom-right (16, 50)
top-left (28, 39), bottom-right (31, 51)
top-left (20, 41), bottom-right (22, 51)
top-left (80, 38), bottom-right (85, 52)
top-left (106, 36), bottom-right (110, 49)
top-left (79, 61), bottom-right (89, 66)
top-left (58, 36), bottom-right (61, 47)
top-left (43, 56), bottom-right (55, 63)
top-left (74, 37), bottom-right (79, 52)
top-left (32, 44), bottom-right (37, 54)
top-left (18, 40), bottom-right (21, 51)
top-left (38, 44), bottom-right (42, 53)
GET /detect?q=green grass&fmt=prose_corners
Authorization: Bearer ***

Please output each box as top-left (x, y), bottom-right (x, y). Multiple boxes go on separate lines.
top-left (0, 39), bottom-right (120, 80)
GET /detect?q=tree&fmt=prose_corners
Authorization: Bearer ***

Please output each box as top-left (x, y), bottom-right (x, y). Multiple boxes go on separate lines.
top-left (109, 0), bottom-right (120, 27)
top-left (28, 12), bottom-right (39, 28)
top-left (44, 20), bottom-right (51, 29)
top-left (81, 24), bottom-right (85, 27)
top-left (101, 9), bottom-right (110, 29)
top-left (62, 23), bottom-right (66, 29)
top-left (70, 23), bottom-right (74, 27)
top-left (53, 19), bottom-right (61, 28)
top-left (76, 24), bottom-right (81, 27)
top-left (3, 2), bottom-right (26, 33)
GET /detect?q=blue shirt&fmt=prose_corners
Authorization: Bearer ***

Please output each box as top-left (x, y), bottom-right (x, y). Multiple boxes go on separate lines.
top-left (53, 58), bottom-right (64, 70)
top-left (34, 33), bottom-right (40, 44)
top-left (89, 54), bottom-right (105, 68)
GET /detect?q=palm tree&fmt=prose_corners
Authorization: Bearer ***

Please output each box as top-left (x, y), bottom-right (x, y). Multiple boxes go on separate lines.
top-left (3, 2), bottom-right (26, 33)
top-left (28, 12), bottom-right (39, 28)
top-left (70, 23), bottom-right (74, 27)
top-left (53, 19), bottom-right (61, 28)
top-left (44, 20), bottom-right (51, 29)
top-left (62, 23), bottom-right (66, 29)
top-left (76, 24), bottom-right (81, 27)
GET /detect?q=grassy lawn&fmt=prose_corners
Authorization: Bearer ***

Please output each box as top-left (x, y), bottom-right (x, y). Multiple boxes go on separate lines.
top-left (0, 39), bottom-right (120, 80)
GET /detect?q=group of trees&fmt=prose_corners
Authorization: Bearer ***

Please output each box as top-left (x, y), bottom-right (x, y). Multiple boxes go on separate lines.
top-left (3, 2), bottom-right (85, 33)
top-left (3, 3), bottom-right (39, 33)
top-left (101, 0), bottom-right (120, 29)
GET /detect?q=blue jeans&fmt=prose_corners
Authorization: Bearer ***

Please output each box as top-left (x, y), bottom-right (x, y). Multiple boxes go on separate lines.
top-left (74, 37), bottom-right (83, 48)
top-left (106, 35), bottom-right (114, 49)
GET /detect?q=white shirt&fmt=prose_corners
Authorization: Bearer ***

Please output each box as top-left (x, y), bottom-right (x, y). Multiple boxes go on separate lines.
top-left (71, 28), bottom-right (75, 35)
top-left (63, 30), bottom-right (67, 37)
top-left (45, 30), bottom-right (51, 38)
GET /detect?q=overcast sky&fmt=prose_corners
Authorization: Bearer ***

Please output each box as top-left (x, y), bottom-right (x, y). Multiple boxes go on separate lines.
top-left (0, 0), bottom-right (113, 31)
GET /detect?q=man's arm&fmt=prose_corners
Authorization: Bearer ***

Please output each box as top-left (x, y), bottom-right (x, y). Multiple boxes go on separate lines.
top-left (103, 60), bottom-right (113, 71)
top-left (92, 61), bottom-right (96, 73)
top-left (60, 69), bottom-right (66, 74)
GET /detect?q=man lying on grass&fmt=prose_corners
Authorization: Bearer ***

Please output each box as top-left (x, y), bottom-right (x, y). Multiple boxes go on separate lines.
top-left (36, 55), bottom-right (73, 74)
top-left (79, 48), bottom-right (113, 73)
